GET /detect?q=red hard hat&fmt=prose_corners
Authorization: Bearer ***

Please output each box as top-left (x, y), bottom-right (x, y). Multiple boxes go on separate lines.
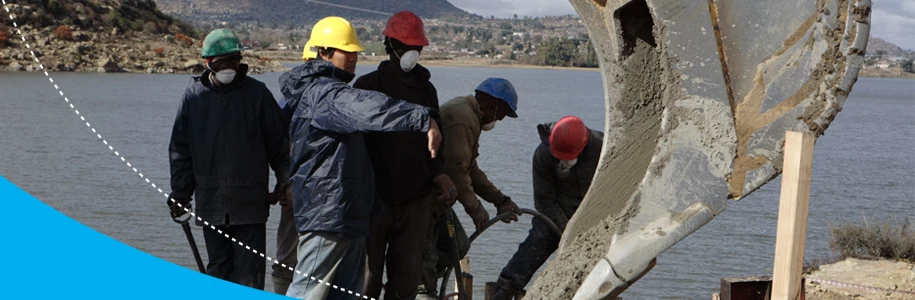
top-left (549, 116), bottom-right (590, 161)
top-left (383, 11), bottom-right (429, 46)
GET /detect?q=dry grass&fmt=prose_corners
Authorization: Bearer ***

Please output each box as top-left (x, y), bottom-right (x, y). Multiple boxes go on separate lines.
top-left (828, 216), bottom-right (914, 262)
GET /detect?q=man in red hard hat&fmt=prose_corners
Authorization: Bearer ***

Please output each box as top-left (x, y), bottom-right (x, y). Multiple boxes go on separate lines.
top-left (489, 115), bottom-right (604, 300)
top-left (354, 10), bottom-right (457, 300)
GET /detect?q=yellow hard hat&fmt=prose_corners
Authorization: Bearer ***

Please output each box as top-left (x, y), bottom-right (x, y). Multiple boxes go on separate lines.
top-left (304, 16), bottom-right (365, 59)
top-left (302, 40), bottom-right (317, 60)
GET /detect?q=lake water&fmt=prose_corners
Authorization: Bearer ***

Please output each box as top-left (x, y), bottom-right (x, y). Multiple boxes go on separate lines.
top-left (0, 63), bottom-right (912, 299)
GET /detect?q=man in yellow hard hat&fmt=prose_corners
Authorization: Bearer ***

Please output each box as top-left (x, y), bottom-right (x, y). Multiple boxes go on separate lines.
top-left (279, 16), bottom-right (444, 300)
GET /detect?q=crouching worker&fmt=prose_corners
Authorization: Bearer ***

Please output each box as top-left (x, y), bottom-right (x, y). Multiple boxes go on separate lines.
top-left (167, 28), bottom-right (290, 290)
top-left (489, 115), bottom-right (603, 299)
top-left (419, 78), bottom-right (523, 299)
top-left (280, 16), bottom-right (443, 300)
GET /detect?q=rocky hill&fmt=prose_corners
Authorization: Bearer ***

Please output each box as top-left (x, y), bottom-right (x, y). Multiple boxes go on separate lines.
top-left (867, 37), bottom-right (913, 56)
top-left (0, 0), bottom-right (285, 74)
top-left (153, 0), bottom-right (470, 26)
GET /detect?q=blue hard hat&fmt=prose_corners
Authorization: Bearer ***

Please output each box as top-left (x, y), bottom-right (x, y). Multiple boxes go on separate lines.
top-left (475, 77), bottom-right (518, 118)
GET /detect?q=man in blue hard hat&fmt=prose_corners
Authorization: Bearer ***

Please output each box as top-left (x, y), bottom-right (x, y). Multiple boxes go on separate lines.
top-left (418, 77), bottom-right (523, 299)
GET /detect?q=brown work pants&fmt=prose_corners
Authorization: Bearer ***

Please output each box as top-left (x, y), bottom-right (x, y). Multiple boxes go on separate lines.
top-left (364, 191), bottom-right (435, 300)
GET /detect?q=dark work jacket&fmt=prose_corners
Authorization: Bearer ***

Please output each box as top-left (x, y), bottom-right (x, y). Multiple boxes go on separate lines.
top-left (168, 64), bottom-right (290, 226)
top-left (532, 122), bottom-right (603, 232)
top-left (279, 60), bottom-right (434, 238)
top-left (353, 61), bottom-right (444, 203)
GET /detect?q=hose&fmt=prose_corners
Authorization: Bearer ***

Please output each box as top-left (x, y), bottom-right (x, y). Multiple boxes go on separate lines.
top-left (470, 208), bottom-right (562, 242)
top-left (438, 208), bottom-right (561, 300)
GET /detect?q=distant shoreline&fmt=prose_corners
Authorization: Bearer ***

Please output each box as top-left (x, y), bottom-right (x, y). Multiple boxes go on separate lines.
top-left (256, 50), bottom-right (600, 72)
top-left (256, 50), bottom-right (915, 78)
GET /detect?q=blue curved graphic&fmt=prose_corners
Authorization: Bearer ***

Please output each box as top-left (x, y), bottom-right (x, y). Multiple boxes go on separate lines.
top-left (0, 175), bottom-right (292, 299)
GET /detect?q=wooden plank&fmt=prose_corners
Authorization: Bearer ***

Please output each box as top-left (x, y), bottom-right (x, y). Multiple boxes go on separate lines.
top-left (485, 282), bottom-right (496, 300)
top-left (462, 272), bottom-right (474, 300)
top-left (456, 257), bottom-right (471, 300)
top-left (771, 131), bottom-right (816, 300)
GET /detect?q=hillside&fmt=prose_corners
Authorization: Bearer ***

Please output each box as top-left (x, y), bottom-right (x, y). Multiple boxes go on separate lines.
top-left (153, 0), bottom-right (471, 26)
top-left (867, 37), bottom-right (913, 56)
top-left (0, 0), bottom-right (284, 73)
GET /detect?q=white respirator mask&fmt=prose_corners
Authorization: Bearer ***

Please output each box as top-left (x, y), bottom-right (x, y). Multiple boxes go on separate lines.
top-left (397, 50), bottom-right (420, 72)
top-left (213, 69), bottom-right (236, 84)
top-left (482, 121), bottom-right (497, 131)
top-left (559, 158), bottom-right (579, 170)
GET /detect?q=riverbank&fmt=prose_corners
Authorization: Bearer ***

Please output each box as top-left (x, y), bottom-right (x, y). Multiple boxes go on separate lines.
top-left (255, 50), bottom-right (600, 72)
top-left (0, 28), bottom-right (286, 74)
top-left (805, 258), bottom-right (915, 300)
top-left (859, 67), bottom-right (915, 79)
top-left (255, 50), bottom-right (915, 76)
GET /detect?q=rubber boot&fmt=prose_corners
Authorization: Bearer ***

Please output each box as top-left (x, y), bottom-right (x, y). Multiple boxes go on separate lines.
top-left (272, 274), bottom-right (292, 295)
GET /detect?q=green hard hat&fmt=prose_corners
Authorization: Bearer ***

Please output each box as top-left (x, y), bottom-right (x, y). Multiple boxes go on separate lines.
top-left (201, 29), bottom-right (243, 58)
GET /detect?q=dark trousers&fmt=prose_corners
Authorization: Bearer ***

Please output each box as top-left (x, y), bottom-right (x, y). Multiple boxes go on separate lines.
top-left (496, 217), bottom-right (561, 294)
top-left (202, 222), bottom-right (267, 290)
top-left (272, 208), bottom-right (298, 294)
top-left (420, 207), bottom-right (471, 297)
top-left (364, 192), bottom-right (434, 300)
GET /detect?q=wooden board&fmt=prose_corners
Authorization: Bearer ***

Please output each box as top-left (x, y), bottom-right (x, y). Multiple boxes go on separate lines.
top-left (771, 131), bottom-right (816, 300)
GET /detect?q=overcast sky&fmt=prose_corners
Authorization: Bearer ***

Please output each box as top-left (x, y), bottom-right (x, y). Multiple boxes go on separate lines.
top-left (449, 0), bottom-right (915, 50)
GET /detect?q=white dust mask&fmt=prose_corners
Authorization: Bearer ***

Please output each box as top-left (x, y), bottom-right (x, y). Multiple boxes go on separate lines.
top-left (214, 69), bottom-right (236, 84)
top-left (398, 50), bottom-right (420, 72)
top-left (559, 158), bottom-right (579, 170)
top-left (482, 121), bottom-right (497, 131)
top-left (481, 105), bottom-right (498, 131)
top-left (557, 158), bottom-right (578, 177)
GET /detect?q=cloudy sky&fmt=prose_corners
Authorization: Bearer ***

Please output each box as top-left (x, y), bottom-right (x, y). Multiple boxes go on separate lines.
top-left (449, 0), bottom-right (915, 50)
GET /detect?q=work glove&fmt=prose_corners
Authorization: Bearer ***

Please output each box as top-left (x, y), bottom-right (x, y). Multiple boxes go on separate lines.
top-left (427, 119), bottom-right (443, 158)
top-left (167, 197), bottom-right (192, 219)
top-left (495, 196), bottom-right (521, 224)
top-left (433, 174), bottom-right (457, 207)
top-left (465, 202), bottom-right (490, 232)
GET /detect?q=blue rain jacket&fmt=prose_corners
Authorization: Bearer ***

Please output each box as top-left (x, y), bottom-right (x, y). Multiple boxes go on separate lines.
top-left (279, 60), bottom-right (435, 238)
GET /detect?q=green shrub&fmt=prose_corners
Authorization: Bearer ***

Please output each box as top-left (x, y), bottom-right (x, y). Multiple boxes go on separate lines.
top-left (829, 216), bottom-right (914, 262)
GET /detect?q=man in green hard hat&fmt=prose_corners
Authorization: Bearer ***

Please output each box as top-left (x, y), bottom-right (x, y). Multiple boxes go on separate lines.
top-left (167, 28), bottom-right (289, 290)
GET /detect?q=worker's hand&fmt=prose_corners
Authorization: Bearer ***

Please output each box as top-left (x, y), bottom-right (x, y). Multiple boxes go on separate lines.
top-left (268, 192), bottom-right (280, 205)
top-left (168, 197), bottom-right (192, 219)
top-left (496, 196), bottom-right (521, 224)
top-left (270, 182), bottom-right (289, 205)
top-left (280, 185), bottom-right (293, 212)
top-left (433, 174), bottom-right (457, 207)
top-left (466, 203), bottom-right (490, 232)
top-left (427, 119), bottom-right (442, 159)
